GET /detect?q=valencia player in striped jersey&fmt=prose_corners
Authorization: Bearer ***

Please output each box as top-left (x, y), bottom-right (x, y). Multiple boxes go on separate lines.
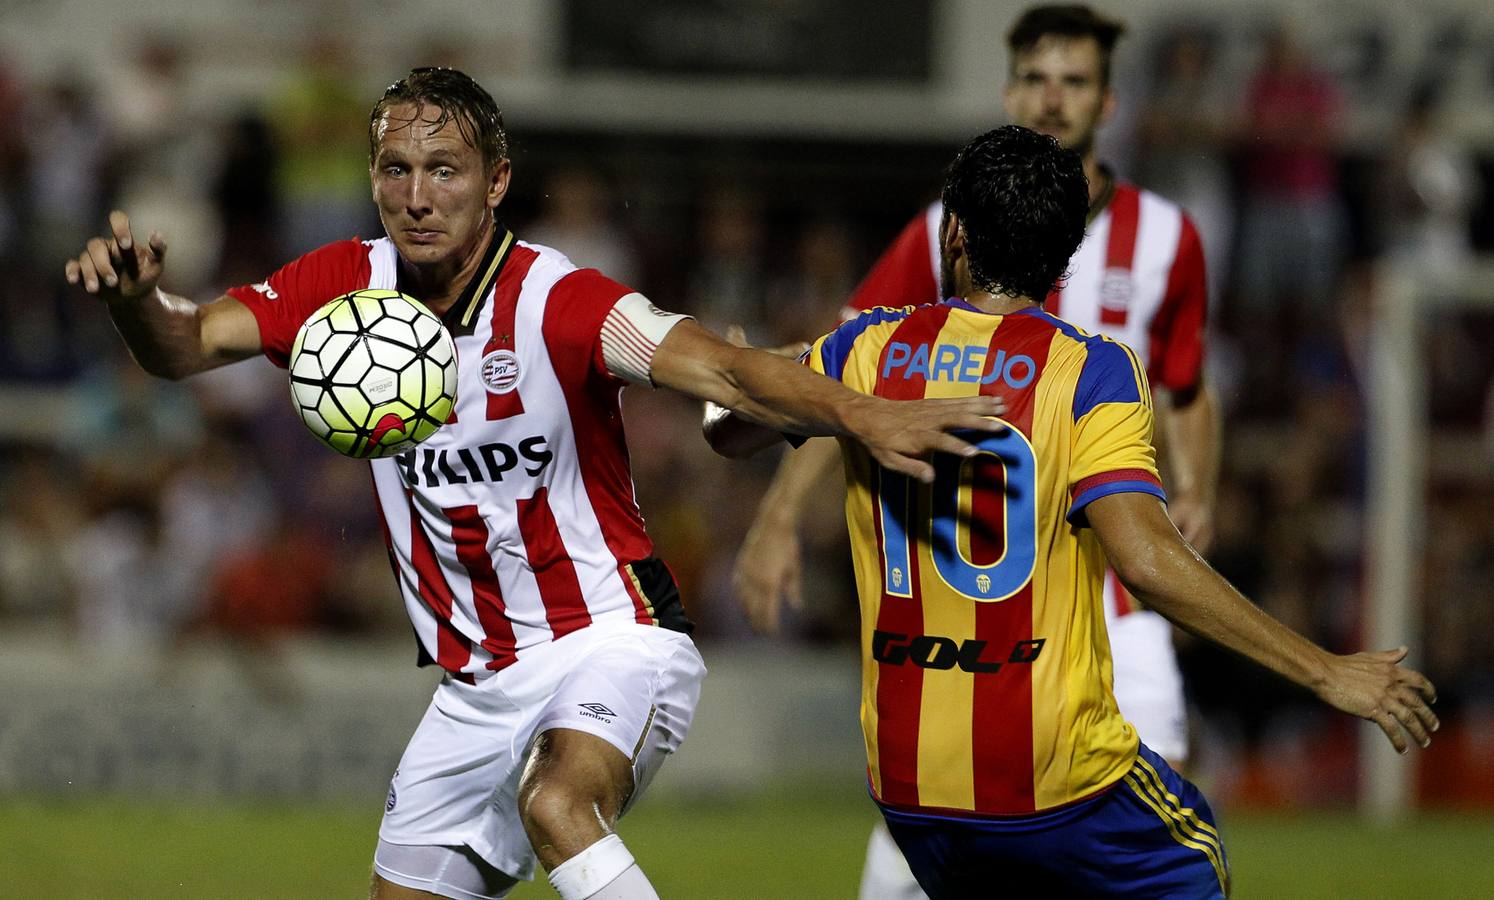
top-left (706, 125), bottom-right (1436, 898)
top-left (65, 68), bottom-right (1005, 900)
top-left (734, 9), bottom-right (1214, 893)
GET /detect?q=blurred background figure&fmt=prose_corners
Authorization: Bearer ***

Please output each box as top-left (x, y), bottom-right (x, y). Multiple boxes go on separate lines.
top-left (1135, 24), bottom-right (1235, 304)
top-left (1231, 26), bottom-right (1348, 336)
top-left (526, 166), bottom-right (643, 285)
top-left (1376, 82), bottom-right (1483, 271)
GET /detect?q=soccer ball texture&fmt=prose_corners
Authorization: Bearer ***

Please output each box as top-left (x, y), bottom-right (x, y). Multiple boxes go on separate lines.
top-left (288, 289), bottom-right (457, 458)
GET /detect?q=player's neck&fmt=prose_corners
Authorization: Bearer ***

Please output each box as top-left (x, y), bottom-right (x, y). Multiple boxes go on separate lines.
top-left (1083, 153), bottom-right (1112, 211)
top-left (399, 219), bottom-right (498, 317)
top-left (960, 290), bottom-right (1039, 316)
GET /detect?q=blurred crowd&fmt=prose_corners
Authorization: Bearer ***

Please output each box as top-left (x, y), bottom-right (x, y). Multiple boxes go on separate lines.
top-left (2, 23), bottom-right (1492, 807)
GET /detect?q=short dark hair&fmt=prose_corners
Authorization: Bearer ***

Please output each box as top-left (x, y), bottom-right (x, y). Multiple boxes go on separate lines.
top-left (369, 67), bottom-right (508, 170)
top-left (940, 125), bottom-right (1089, 302)
top-left (1007, 4), bottom-right (1126, 86)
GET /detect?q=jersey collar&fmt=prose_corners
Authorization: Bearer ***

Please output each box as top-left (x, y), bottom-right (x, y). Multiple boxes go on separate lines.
top-left (1087, 163), bottom-right (1118, 224)
top-left (397, 225), bottom-right (517, 338)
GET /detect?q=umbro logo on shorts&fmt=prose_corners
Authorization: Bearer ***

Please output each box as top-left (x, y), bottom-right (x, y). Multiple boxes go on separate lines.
top-left (578, 702), bottom-right (617, 722)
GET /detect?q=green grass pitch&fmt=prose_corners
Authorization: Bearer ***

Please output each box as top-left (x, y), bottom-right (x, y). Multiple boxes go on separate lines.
top-left (4, 786), bottom-right (1492, 897)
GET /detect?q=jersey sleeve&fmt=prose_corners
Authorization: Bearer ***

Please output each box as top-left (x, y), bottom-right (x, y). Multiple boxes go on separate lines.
top-left (542, 268), bottom-right (667, 387)
top-left (225, 238), bottom-right (373, 368)
top-left (804, 305), bottom-right (913, 384)
top-left (841, 201), bottom-right (942, 318)
top-left (1067, 339), bottom-right (1166, 526)
top-left (599, 292), bottom-right (690, 385)
top-left (1145, 214), bottom-right (1208, 394)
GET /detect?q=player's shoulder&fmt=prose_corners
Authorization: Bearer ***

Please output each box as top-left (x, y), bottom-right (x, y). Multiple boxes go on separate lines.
top-left (1022, 307), bottom-right (1146, 390)
top-left (1120, 180), bottom-right (1200, 240)
top-left (518, 239), bottom-right (636, 296)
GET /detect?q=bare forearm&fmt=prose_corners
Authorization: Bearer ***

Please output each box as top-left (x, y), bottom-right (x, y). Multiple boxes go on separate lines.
top-left (1115, 522), bottom-right (1330, 693)
top-left (758, 436), bottom-right (843, 527)
top-left (1160, 384), bottom-right (1219, 499)
top-left (105, 288), bottom-right (212, 380)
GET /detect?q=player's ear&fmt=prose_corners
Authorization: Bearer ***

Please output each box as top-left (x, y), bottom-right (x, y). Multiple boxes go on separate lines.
top-left (942, 212), bottom-right (965, 258)
top-left (1099, 85), bottom-right (1117, 127)
top-left (487, 158), bottom-right (512, 210)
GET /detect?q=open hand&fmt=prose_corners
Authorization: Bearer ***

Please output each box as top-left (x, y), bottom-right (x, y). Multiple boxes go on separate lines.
top-left (731, 515), bottom-right (804, 635)
top-left (848, 395), bottom-right (1008, 484)
top-left (1317, 647), bottom-right (1438, 754)
top-left (64, 210), bottom-right (168, 302)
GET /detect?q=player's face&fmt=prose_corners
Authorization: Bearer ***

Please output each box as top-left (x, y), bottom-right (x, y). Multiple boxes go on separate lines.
top-left (371, 102), bottom-right (510, 269)
top-left (1003, 36), bottom-right (1114, 158)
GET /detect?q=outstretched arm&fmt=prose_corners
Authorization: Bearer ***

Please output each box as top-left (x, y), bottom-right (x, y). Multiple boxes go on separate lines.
top-left (1156, 381), bottom-right (1220, 552)
top-left (1087, 491), bottom-right (1438, 754)
top-left (654, 318), bottom-right (1003, 484)
top-left (65, 210), bottom-right (261, 379)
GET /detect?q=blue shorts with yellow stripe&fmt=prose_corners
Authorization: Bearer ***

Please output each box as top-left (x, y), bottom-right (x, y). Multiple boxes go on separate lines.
top-left (881, 743), bottom-right (1229, 899)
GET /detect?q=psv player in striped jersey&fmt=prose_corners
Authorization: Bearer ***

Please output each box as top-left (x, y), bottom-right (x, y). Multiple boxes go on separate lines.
top-left (732, 8), bottom-right (1213, 895)
top-left (64, 68), bottom-right (1004, 900)
top-left (709, 125), bottom-right (1436, 898)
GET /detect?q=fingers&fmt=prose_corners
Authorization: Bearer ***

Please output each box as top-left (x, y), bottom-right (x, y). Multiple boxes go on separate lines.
top-left (1387, 699), bottom-right (1432, 749)
top-left (875, 449), bottom-right (936, 484)
top-left (148, 230), bottom-right (168, 264)
top-left (85, 237), bottom-right (119, 289)
top-left (1401, 668), bottom-right (1437, 705)
top-left (108, 210), bottom-right (140, 280)
top-left (1371, 709), bottom-right (1409, 755)
top-left (1398, 685), bottom-right (1440, 738)
top-left (724, 325), bottom-right (750, 348)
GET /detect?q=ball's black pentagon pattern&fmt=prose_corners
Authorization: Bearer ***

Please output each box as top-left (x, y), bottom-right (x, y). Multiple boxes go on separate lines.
top-left (288, 289), bottom-right (458, 459)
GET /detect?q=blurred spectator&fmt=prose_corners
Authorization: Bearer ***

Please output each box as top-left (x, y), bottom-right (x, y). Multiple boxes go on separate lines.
top-left (762, 215), bottom-right (858, 345)
top-left (25, 75), bottom-right (111, 283)
top-left (1376, 82), bottom-right (1483, 271)
top-left (104, 36), bottom-right (223, 296)
top-left (687, 184), bottom-right (767, 329)
top-left (270, 34), bottom-right (379, 255)
top-left (0, 447), bottom-right (86, 622)
top-left (1135, 26), bottom-right (1235, 302)
top-left (526, 167), bottom-right (642, 285)
top-left (1231, 27), bottom-right (1348, 329)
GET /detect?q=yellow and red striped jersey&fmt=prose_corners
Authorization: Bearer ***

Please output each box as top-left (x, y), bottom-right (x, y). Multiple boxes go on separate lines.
top-left (804, 299), bottom-right (1165, 817)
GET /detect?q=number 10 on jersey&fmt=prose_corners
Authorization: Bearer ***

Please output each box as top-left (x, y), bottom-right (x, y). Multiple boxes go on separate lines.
top-left (877, 427), bottom-right (1038, 603)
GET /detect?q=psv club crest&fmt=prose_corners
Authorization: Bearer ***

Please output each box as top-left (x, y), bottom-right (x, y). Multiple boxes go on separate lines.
top-left (480, 349), bottom-right (520, 394)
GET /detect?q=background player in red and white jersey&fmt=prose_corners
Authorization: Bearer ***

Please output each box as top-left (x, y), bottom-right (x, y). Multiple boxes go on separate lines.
top-left (64, 68), bottom-right (1006, 900)
top-left (729, 7), bottom-right (1219, 897)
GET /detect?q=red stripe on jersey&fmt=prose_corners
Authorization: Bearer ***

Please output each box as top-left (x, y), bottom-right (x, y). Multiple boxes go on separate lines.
top-left (516, 486), bottom-right (592, 638)
top-left (1099, 185), bottom-right (1141, 326)
top-left (227, 238), bottom-right (373, 368)
top-left (406, 491), bottom-right (473, 672)
top-left (870, 305), bottom-right (952, 808)
top-left (968, 311), bottom-right (1053, 813)
top-left (847, 209), bottom-right (939, 314)
top-left (972, 582), bottom-right (1037, 811)
top-left (543, 270), bottom-right (655, 609)
top-left (967, 455), bottom-right (1007, 566)
top-left (1070, 468), bottom-right (1163, 500)
top-left (486, 245), bottom-right (540, 421)
top-left (1146, 214), bottom-right (1208, 393)
top-left (445, 504), bottom-right (519, 670)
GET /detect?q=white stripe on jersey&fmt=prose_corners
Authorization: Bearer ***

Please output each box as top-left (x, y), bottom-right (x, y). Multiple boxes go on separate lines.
top-left (358, 238), bottom-right (652, 675)
top-left (1058, 190), bottom-right (1185, 370)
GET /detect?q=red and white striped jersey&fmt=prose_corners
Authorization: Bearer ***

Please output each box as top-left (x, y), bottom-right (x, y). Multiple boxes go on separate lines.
top-left (842, 181), bottom-right (1209, 624)
top-left (229, 229), bottom-right (692, 678)
top-left (844, 182), bottom-right (1207, 395)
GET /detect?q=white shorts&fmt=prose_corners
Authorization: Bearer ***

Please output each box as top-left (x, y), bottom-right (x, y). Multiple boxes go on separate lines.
top-left (378, 622), bottom-right (706, 881)
top-left (1108, 609), bottom-right (1189, 765)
